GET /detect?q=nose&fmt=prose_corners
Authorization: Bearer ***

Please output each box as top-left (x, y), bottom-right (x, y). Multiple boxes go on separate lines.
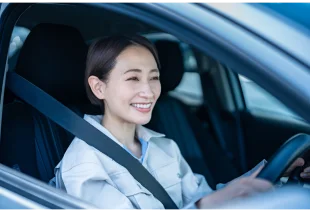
top-left (139, 82), bottom-right (154, 99)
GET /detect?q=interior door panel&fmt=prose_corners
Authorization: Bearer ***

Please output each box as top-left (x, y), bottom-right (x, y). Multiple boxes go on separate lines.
top-left (241, 109), bottom-right (310, 169)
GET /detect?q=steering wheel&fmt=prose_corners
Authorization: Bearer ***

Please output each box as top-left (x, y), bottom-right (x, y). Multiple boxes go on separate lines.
top-left (257, 133), bottom-right (310, 185)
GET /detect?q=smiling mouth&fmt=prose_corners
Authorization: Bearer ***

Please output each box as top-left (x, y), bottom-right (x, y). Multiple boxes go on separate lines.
top-left (130, 103), bottom-right (152, 109)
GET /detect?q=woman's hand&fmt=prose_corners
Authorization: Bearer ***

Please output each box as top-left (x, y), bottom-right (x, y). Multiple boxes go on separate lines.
top-left (197, 158), bottom-right (310, 208)
top-left (283, 157), bottom-right (310, 178)
top-left (197, 166), bottom-right (272, 209)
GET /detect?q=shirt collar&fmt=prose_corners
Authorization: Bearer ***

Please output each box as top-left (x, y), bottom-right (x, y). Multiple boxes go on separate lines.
top-left (83, 114), bottom-right (165, 143)
top-left (135, 124), bottom-right (165, 142)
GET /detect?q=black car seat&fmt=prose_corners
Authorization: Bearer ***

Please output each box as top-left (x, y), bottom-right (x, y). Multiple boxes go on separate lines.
top-left (0, 23), bottom-right (100, 182)
top-left (146, 40), bottom-right (240, 189)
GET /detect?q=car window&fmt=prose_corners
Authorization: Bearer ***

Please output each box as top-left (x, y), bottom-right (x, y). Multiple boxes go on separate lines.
top-left (169, 44), bottom-right (203, 106)
top-left (169, 72), bottom-right (203, 106)
top-left (145, 32), bottom-right (203, 106)
top-left (180, 43), bottom-right (197, 72)
top-left (239, 74), bottom-right (300, 119)
top-left (8, 26), bottom-right (30, 58)
top-left (7, 26), bottom-right (30, 71)
top-left (0, 3), bottom-right (6, 18)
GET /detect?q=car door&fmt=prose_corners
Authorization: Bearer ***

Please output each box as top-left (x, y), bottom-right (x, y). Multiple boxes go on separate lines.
top-left (201, 57), bottom-right (310, 171)
top-left (237, 3), bottom-right (310, 169)
top-left (237, 74), bottom-right (310, 170)
top-left (194, 3), bottom-right (310, 172)
top-left (199, 58), bottom-right (310, 173)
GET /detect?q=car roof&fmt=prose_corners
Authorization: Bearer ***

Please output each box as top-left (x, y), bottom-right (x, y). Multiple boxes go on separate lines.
top-left (16, 4), bottom-right (159, 41)
top-left (260, 3), bottom-right (310, 32)
top-left (205, 3), bottom-right (310, 69)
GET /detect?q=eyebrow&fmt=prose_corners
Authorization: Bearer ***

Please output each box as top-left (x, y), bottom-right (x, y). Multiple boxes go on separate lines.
top-left (124, 69), bottom-right (159, 74)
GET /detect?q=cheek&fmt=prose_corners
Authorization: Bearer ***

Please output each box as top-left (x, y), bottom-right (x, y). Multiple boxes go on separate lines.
top-left (153, 82), bottom-right (161, 100)
top-left (106, 83), bottom-right (129, 103)
top-left (117, 83), bottom-right (136, 102)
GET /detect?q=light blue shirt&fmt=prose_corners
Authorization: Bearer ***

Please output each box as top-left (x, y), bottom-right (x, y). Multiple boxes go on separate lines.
top-left (122, 138), bottom-right (148, 164)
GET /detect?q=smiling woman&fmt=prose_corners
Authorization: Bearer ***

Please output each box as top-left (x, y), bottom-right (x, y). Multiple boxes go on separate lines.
top-left (85, 35), bottom-right (161, 126)
top-left (50, 34), bottom-right (280, 209)
top-left (53, 34), bottom-right (217, 209)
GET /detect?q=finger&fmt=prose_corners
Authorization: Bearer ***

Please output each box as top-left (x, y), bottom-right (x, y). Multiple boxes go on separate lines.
top-left (304, 166), bottom-right (310, 173)
top-left (250, 165), bottom-right (265, 178)
top-left (288, 158), bottom-right (305, 171)
top-left (300, 172), bottom-right (310, 179)
top-left (294, 158), bottom-right (305, 167)
top-left (284, 158), bottom-right (305, 175)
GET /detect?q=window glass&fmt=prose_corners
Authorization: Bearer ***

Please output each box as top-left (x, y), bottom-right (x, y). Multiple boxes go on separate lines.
top-left (239, 75), bottom-right (300, 119)
top-left (145, 33), bottom-right (203, 106)
top-left (7, 26), bottom-right (30, 71)
top-left (169, 72), bottom-right (203, 106)
top-left (169, 44), bottom-right (202, 106)
top-left (8, 26), bottom-right (30, 58)
top-left (170, 43), bottom-right (203, 106)
top-left (180, 43), bottom-right (197, 72)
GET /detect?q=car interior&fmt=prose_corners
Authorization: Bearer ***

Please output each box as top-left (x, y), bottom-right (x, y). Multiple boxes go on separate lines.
top-left (1, 3), bottom-right (310, 204)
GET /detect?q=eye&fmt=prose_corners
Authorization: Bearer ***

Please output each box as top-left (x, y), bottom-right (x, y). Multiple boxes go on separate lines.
top-left (126, 77), bottom-right (139, 81)
top-left (151, 76), bottom-right (160, 81)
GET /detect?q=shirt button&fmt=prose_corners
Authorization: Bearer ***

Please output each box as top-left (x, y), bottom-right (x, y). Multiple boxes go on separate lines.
top-left (177, 173), bottom-right (182, 178)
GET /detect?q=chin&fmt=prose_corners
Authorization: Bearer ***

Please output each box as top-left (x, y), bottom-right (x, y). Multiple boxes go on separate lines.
top-left (131, 115), bottom-right (152, 125)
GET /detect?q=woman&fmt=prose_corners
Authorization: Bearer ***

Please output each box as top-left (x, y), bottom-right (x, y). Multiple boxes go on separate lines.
top-left (53, 35), bottom-right (310, 209)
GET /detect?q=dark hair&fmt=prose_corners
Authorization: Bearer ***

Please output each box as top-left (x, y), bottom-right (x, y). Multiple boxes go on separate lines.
top-left (85, 34), bottom-right (160, 110)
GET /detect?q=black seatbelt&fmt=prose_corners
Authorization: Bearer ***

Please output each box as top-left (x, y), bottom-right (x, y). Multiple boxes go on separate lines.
top-left (6, 71), bottom-right (178, 209)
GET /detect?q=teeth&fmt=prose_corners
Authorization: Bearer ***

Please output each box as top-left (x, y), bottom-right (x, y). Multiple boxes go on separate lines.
top-left (132, 103), bottom-right (151, 109)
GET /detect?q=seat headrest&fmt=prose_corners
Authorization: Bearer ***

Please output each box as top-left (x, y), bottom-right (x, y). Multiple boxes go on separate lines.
top-left (154, 40), bottom-right (184, 94)
top-left (15, 23), bottom-right (88, 104)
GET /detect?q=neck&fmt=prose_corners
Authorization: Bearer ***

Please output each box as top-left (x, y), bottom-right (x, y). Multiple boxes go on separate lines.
top-left (102, 112), bottom-right (136, 148)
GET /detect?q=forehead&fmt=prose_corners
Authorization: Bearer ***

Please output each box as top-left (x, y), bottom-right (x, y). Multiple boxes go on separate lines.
top-left (115, 45), bottom-right (158, 70)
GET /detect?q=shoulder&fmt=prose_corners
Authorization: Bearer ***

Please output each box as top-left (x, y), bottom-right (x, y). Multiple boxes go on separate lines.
top-left (60, 137), bottom-right (103, 172)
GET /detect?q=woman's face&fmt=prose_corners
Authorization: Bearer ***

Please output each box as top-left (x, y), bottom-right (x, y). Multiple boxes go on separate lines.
top-left (96, 45), bottom-right (161, 125)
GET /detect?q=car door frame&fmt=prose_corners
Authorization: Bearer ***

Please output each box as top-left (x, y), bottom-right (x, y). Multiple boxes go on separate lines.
top-left (0, 2), bottom-right (310, 208)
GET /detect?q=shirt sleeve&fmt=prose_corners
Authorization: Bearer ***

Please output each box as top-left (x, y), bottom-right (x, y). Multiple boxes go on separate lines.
top-left (61, 162), bottom-right (134, 209)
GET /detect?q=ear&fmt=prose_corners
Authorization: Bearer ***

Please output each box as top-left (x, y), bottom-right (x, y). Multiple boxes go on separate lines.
top-left (88, 76), bottom-right (107, 100)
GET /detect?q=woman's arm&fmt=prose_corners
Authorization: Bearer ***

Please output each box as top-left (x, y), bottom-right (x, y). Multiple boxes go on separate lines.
top-left (61, 162), bottom-right (135, 209)
top-left (196, 166), bottom-right (272, 208)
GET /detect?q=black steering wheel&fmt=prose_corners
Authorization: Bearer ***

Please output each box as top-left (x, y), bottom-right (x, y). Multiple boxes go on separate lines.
top-left (257, 133), bottom-right (310, 184)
